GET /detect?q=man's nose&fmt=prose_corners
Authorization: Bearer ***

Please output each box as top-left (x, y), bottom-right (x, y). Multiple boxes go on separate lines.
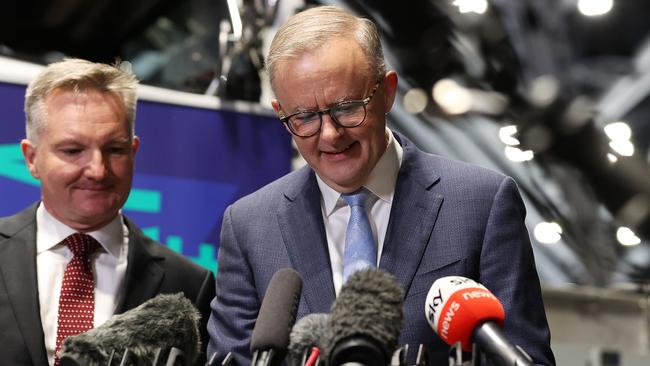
top-left (319, 113), bottom-right (344, 141)
top-left (85, 150), bottom-right (107, 180)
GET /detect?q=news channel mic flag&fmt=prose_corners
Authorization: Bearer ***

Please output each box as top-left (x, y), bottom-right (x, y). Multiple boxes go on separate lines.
top-left (206, 5), bottom-right (555, 366)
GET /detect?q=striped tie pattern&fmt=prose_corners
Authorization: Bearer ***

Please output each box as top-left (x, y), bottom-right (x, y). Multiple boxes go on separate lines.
top-left (54, 233), bottom-right (99, 366)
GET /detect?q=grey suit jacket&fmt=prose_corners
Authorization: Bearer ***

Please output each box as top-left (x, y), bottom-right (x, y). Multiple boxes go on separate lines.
top-left (207, 132), bottom-right (555, 365)
top-left (0, 203), bottom-right (216, 366)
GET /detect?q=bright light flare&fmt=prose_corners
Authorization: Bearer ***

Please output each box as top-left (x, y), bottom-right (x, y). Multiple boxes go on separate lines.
top-left (452, 0), bottom-right (488, 14)
top-left (604, 121), bottom-right (632, 141)
top-left (432, 79), bottom-right (472, 115)
top-left (607, 153), bottom-right (618, 163)
top-left (578, 0), bottom-right (613, 16)
top-left (499, 125), bottom-right (520, 146)
top-left (609, 140), bottom-right (635, 157)
top-left (617, 227), bottom-right (641, 246)
top-left (403, 88), bottom-right (429, 114)
top-left (505, 146), bottom-right (534, 162)
top-left (605, 121), bottom-right (635, 156)
top-left (534, 222), bottom-right (563, 244)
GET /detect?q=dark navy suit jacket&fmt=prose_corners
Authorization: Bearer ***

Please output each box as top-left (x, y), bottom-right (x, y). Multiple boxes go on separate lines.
top-left (0, 204), bottom-right (216, 366)
top-left (207, 132), bottom-right (555, 365)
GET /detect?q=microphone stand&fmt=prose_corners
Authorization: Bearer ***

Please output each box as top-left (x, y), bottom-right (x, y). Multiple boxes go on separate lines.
top-left (448, 342), bottom-right (476, 366)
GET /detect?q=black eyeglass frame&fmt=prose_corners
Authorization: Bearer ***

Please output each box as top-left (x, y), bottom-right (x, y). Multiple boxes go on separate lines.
top-left (278, 80), bottom-right (383, 137)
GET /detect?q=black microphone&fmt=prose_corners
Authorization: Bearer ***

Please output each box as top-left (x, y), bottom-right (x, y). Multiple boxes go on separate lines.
top-left (59, 293), bottom-right (201, 366)
top-left (322, 269), bottom-right (404, 366)
top-left (250, 268), bottom-right (303, 366)
top-left (287, 313), bottom-right (329, 366)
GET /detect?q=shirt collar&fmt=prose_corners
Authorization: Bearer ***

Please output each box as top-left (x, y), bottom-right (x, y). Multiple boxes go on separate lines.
top-left (317, 128), bottom-right (403, 216)
top-left (36, 203), bottom-right (126, 258)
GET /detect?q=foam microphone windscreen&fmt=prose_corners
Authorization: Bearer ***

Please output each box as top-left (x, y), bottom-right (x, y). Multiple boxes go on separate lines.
top-left (59, 293), bottom-right (201, 365)
top-left (424, 276), bottom-right (504, 352)
top-left (322, 269), bottom-right (404, 365)
top-left (287, 313), bottom-right (329, 366)
top-left (250, 268), bottom-right (303, 361)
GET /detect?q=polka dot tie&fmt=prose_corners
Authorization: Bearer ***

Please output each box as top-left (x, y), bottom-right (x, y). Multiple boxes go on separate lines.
top-left (341, 188), bottom-right (377, 283)
top-left (54, 233), bottom-right (100, 366)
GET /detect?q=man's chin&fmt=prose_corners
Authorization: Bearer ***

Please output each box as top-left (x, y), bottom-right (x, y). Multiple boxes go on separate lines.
top-left (70, 202), bottom-right (121, 227)
top-left (319, 171), bottom-right (365, 192)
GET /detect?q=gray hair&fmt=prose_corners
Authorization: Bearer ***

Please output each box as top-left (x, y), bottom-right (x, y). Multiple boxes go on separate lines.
top-left (24, 58), bottom-right (139, 144)
top-left (266, 6), bottom-right (386, 92)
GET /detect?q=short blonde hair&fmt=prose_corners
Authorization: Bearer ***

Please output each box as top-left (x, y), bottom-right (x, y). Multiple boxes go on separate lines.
top-left (266, 6), bottom-right (386, 92)
top-left (24, 58), bottom-right (138, 144)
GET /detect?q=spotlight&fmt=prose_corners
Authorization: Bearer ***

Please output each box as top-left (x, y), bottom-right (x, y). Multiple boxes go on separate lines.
top-left (452, 0), bottom-right (489, 15)
top-left (504, 146), bottom-right (534, 162)
top-left (534, 222), bottom-right (563, 244)
top-left (616, 227), bottom-right (641, 246)
top-left (577, 0), bottom-right (614, 17)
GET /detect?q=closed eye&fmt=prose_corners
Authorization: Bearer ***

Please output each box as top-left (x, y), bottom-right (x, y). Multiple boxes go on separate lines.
top-left (60, 148), bottom-right (82, 156)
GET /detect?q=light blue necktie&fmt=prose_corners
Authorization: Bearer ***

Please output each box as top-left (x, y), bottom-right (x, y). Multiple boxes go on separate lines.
top-left (342, 188), bottom-right (377, 283)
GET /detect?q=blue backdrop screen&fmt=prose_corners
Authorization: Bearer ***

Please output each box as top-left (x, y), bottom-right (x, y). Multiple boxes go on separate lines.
top-left (0, 81), bottom-right (292, 273)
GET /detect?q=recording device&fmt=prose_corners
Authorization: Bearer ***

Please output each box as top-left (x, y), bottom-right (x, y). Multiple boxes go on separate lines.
top-left (59, 293), bottom-right (201, 366)
top-left (287, 313), bottom-right (329, 366)
top-left (250, 268), bottom-right (303, 366)
top-left (424, 276), bottom-right (533, 366)
top-left (322, 269), bottom-right (404, 366)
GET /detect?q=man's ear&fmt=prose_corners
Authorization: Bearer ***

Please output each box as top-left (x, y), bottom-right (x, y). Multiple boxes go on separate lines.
top-left (382, 71), bottom-right (398, 113)
top-left (132, 135), bottom-right (140, 155)
top-left (271, 99), bottom-right (281, 114)
top-left (21, 139), bottom-right (40, 179)
top-left (272, 99), bottom-right (292, 134)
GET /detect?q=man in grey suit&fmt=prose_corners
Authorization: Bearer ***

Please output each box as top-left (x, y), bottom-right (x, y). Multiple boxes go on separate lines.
top-left (0, 58), bottom-right (215, 366)
top-left (207, 5), bottom-right (554, 365)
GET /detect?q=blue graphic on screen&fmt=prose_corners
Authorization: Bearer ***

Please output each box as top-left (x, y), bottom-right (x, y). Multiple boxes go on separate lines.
top-left (0, 81), bottom-right (292, 274)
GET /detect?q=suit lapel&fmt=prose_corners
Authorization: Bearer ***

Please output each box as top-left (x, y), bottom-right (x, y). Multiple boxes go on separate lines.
top-left (114, 218), bottom-right (165, 313)
top-left (380, 134), bottom-right (443, 295)
top-left (277, 168), bottom-right (336, 314)
top-left (0, 204), bottom-right (48, 365)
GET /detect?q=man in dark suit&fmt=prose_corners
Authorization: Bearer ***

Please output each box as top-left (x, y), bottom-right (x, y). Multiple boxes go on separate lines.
top-left (207, 5), bottom-right (555, 366)
top-left (0, 58), bottom-right (215, 366)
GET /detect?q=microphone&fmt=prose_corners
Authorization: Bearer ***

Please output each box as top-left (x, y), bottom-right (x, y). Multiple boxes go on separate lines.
top-left (287, 313), bottom-right (329, 366)
top-left (322, 269), bottom-right (404, 366)
top-left (424, 276), bottom-right (533, 366)
top-left (250, 268), bottom-right (303, 366)
top-left (59, 293), bottom-right (201, 366)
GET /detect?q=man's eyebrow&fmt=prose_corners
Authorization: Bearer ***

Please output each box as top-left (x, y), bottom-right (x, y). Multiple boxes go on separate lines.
top-left (110, 137), bottom-right (131, 144)
top-left (333, 95), bottom-right (351, 104)
top-left (288, 92), bottom-right (361, 113)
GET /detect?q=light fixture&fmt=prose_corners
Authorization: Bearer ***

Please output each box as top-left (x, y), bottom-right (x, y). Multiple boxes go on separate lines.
top-left (604, 121), bottom-right (635, 156)
top-left (604, 121), bottom-right (632, 141)
top-left (577, 0), bottom-right (614, 17)
top-left (498, 125), bottom-right (520, 146)
top-left (534, 222), bottom-right (563, 244)
top-left (403, 88), bottom-right (428, 114)
top-left (432, 79), bottom-right (472, 115)
top-left (452, 0), bottom-right (489, 14)
top-left (504, 146), bottom-right (534, 162)
top-left (616, 227), bottom-right (641, 246)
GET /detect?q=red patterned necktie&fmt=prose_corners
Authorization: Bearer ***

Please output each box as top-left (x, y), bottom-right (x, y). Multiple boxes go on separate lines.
top-left (54, 233), bottom-right (100, 366)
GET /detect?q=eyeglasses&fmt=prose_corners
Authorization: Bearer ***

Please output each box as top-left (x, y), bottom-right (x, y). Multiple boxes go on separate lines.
top-left (278, 81), bottom-right (382, 138)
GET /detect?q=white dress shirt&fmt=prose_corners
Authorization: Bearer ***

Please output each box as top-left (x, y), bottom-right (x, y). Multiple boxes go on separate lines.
top-left (316, 128), bottom-right (403, 295)
top-left (36, 203), bottom-right (129, 366)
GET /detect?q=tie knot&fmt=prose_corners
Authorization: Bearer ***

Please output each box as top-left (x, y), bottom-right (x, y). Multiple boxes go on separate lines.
top-left (341, 188), bottom-right (373, 207)
top-left (63, 233), bottom-right (100, 258)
